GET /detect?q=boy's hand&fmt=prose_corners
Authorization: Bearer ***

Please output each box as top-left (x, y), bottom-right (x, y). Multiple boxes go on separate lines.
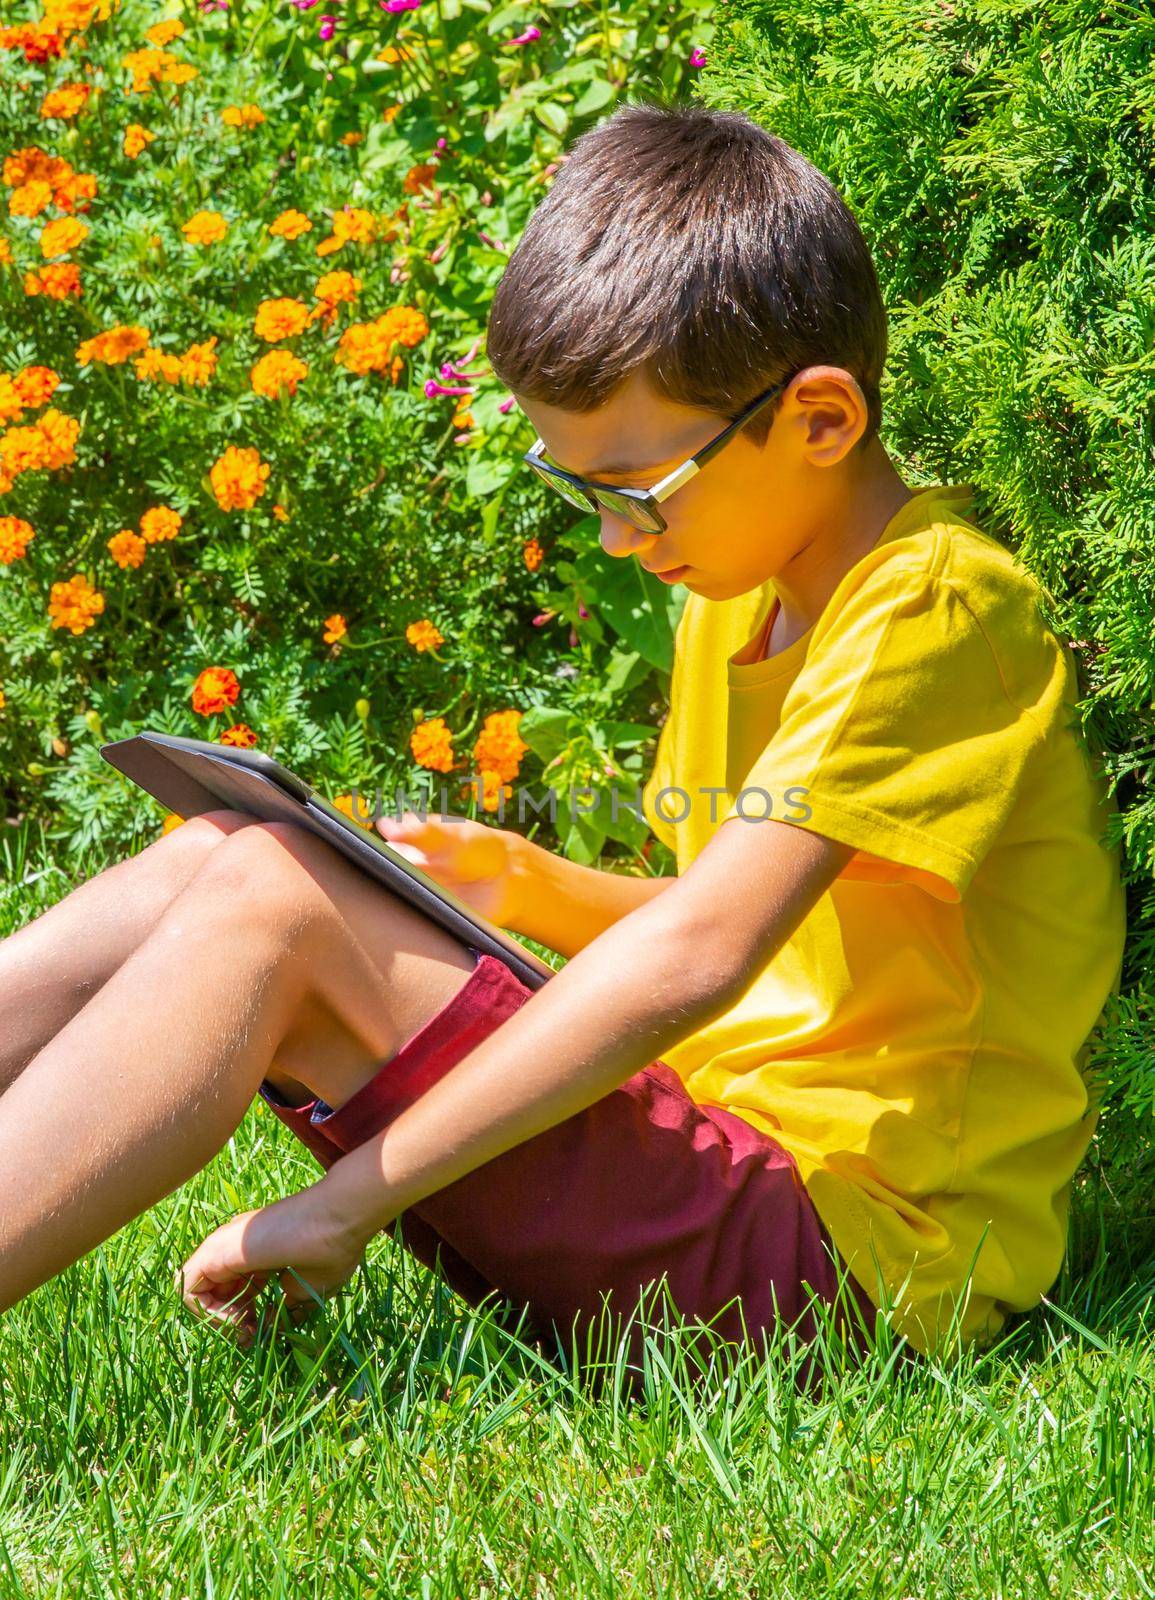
top-left (175, 1189), bottom-right (367, 1347)
top-left (375, 810), bottom-right (527, 927)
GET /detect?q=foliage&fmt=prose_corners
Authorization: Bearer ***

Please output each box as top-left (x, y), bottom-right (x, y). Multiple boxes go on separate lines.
top-left (0, 0), bottom-right (710, 866)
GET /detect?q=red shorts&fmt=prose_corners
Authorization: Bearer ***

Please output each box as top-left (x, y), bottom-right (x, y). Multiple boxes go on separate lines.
top-left (257, 949), bottom-right (877, 1378)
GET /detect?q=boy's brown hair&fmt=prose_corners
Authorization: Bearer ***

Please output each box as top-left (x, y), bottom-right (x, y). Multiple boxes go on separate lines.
top-left (486, 100), bottom-right (889, 451)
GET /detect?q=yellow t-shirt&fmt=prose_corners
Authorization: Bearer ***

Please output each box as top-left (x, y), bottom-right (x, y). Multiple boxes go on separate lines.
top-left (641, 482), bottom-right (1127, 1357)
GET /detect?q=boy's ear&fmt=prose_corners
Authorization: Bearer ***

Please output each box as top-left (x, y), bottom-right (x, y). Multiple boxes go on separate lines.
top-left (782, 365), bottom-right (869, 466)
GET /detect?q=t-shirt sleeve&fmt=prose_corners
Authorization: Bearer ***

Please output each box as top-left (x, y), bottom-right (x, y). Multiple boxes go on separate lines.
top-left (725, 567), bottom-right (1049, 902)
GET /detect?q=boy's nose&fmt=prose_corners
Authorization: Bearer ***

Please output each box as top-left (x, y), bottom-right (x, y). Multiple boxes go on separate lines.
top-left (598, 512), bottom-right (658, 562)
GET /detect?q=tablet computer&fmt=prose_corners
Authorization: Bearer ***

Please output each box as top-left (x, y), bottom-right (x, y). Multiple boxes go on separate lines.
top-left (99, 730), bottom-right (556, 992)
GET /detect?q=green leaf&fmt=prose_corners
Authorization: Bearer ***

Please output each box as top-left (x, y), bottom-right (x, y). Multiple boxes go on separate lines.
top-left (572, 77), bottom-right (616, 117)
top-left (533, 101), bottom-right (571, 139)
top-left (465, 454), bottom-right (516, 497)
top-left (573, 547), bottom-right (682, 673)
top-left (519, 706), bottom-right (573, 763)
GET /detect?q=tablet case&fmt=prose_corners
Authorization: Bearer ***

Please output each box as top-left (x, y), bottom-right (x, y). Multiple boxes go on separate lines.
top-left (99, 730), bottom-right (556, 992)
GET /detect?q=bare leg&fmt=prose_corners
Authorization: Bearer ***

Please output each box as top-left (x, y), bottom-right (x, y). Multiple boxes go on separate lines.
top-left (0, 810), bottom-right (261, 1096)
top-left (0, 820), bottom-right (475, 1313)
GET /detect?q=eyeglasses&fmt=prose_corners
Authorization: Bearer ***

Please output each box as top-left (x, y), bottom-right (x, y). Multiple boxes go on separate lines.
top-left (521, 377), bottom-right (791, 535)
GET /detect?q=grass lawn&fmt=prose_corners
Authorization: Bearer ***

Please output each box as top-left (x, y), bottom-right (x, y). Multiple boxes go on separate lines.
top-left (1, 829), bottom-right (1153, 1598)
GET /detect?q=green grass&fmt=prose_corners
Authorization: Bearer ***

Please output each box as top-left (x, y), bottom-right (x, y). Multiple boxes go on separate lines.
top-left (1, 827), bottom-right (1153, 1599)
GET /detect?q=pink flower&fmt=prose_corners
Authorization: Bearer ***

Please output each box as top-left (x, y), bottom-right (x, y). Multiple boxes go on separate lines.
top-left (532, 611), bottom-right (556, 627)
top-left (689, 45), bottom-right (707, 67)
top-left (437, 338), bottom-right (484, 382)
top-left (477, 231), bottom-right (506, 252)
top-left (381, 0), bottom-right (423, 10)
top-left (290, 0), bottom-right (319, 9)
top-left (507, 24), bottom-right (540, 44)
top-left (498, 396), bottom-right (516, 414)
top-left (319, 12), bottom-right (336, 37)
top-left (577, 602), bottom-right (590, 620)
top-left (424, 379), bottom-right (474, 398)
top-left (568, 626), bottom-right (578, 647)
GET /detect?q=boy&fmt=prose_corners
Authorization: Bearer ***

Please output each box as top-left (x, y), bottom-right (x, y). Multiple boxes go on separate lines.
top-left (0, 104), bottom-right (1126, 1369)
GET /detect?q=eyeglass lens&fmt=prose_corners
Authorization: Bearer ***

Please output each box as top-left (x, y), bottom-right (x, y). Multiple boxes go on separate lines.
top-left (529, 460), bottom-right (663, 533)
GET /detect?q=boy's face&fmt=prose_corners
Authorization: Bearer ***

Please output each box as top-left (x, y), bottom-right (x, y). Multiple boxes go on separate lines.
top-left (513, 365), bottom-right (867, 603)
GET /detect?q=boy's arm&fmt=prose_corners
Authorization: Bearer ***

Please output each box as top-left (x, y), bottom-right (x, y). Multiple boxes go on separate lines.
top-left (314, 815), bottom-right (853, 1253)
top-left (503, 833), bottom-right (674, 959)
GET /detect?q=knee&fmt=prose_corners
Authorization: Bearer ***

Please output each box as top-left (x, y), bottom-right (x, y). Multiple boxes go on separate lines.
top-left (182, 820), bottom-right (333, 941)
top-left (147, 807), bottom-right (258, 877)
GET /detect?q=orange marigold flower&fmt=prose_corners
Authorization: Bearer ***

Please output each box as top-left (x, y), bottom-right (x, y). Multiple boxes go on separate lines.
top-left (0, 422), bottom-right (45, 477)
top-left (140, 505), bottom-right (181, 543)
top-left (14, 366), bottom-right (60, 408)
top-left (250, 348), bottom-right (307, 400)
top-left (191, 665), bottom-right (240, 716)
top-left (48, 572), bottom-right (104, 635)
top-left (0, 378), bottom-right (23, 425)
top-left (3, 146), bottom-right (68, 188)
top-left (220, 722), bottom-right (258, 747)
top-left (522, 537), bottom-right (544, 572)
top-left (382, 103), bottom-right (402, 122)
top-left (42, 0), bottom-right (104, 37)
top-left (77, 324), bottom-right (150, 366)
top-left (221, 103), bottom-right (265, 129)
top-left (410, 716), bottom-right (455, 774)
top-left (0, 238), bottom-right (11, 266)
top-left (180, 336), bottom-right (218, 386)
top-left (322, 612), bottom-right (347, 643)
top-left (107, 528), bottom-right (146, 568)
top-left (35, 407), bottom-right (80, 469)
top-left (0, 686), bottom-right (5, 710)
top-left (161, 61), bottom-right (197, 87)
top-left (253, 297), bottom-right (310, 342)
top-left (0, 408), bottom-right (81, 478)
top-left (181, 210), bottom-right (227, 246)
top-left (144, 17), bottom-right (184, 46)
top-left (0, 515), bottom-right (35, 564)
top-left (24, 262), bottom-right (81, 298)
top-left (39, 82), bottom-right (90, 120)
top-left (54, 171), bottom-right (97, 211)
top-left (335, 306), bottom-right (429, 376)
top-left (332, 791), bottom-right (374, 828)
top-left (315, 205), bottom-right (375, 257)
top-left (405, 618), bottom-right (443, 653)
top-left (134, 347), bottom-right (184, 384)
top-left (272, 502), bottom-right (290, 522)
top-left (209, 445), bottom-right (270, 511)
top-left (402, 162), bottom-right (438, 196)
top-left (123, 45), bottom-right (196, 94)
top-left (191, 665), bottom-right (239, 716)
top-left (315, 269), bottom-right (361, 306)
top-left (123, 122), bottom-right (154, 159)
top-left (269, 209), bottom-right (312, 240)
top-left (340, 131), bottom-right (364, 146)
top-left (472, 709), bottom-right (528, 785)
top-left (39, 215), bottom-right (88, 258)
top-left (9, 179), bottom-right (53, 218)
top-left (376, 44), bottom-right (411, 62)
top-left (310, 268), bottom-right (362, 326)
top-left (161, 812), bottom-right (184, 834)
top-left (474, 769), bottom-right (513, 814)
top-left (0, 23), bottom-right (64, 63)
